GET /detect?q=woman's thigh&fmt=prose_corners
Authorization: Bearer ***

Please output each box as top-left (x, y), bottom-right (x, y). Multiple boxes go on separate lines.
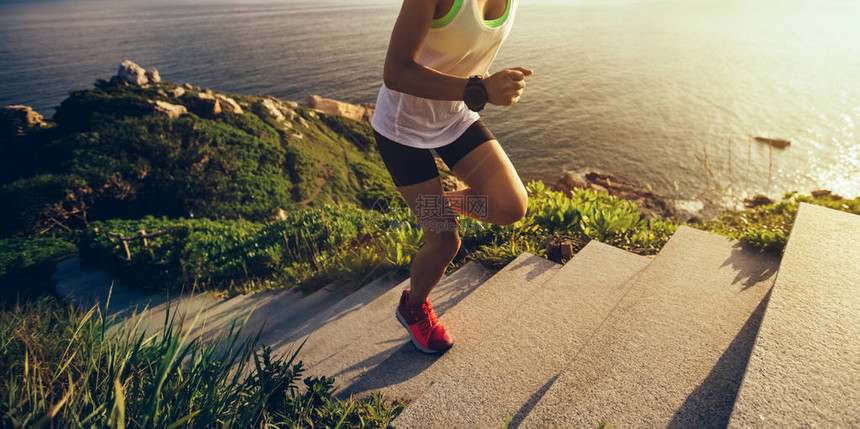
top-left (448, 139), bottom-right (528, 221)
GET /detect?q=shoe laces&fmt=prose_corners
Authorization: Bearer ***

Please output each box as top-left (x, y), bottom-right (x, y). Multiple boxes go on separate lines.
top-left (413, 301), bottom-right (438, 337)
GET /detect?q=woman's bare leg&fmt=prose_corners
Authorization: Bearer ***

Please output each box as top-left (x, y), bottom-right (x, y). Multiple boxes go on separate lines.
top-left (395, 176), bottom-right (461, 305)
top-left (391, 139), bottom-right (525, 304)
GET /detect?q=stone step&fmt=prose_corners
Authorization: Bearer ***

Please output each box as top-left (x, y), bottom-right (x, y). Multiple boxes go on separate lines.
top-left (208, 280), bottom-right (354, 348)
top-left (728, 203), bottom-right (860, 427)
top-left (104, 285), bottom-right (303, 342)
top-left (53, 257), bottom-right (161, 317)
top-left (392, 242), bottom-right (650, 428)
top-left (53, 256), bottom-right (359, 348)
top-left (520, 226), bottom-right (780, 428)
top-left (340, 252), bottom-right (562, 401)
top-left (254, 272), bottom-right (407, 352)
top-left (51, 257), bottom-right (223, 340)
top-left (278, 261), bottom-right (490, 394)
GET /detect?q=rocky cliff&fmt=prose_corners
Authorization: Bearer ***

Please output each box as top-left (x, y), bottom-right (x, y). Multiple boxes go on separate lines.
top-left (305, 95), bottom-right (375, 123)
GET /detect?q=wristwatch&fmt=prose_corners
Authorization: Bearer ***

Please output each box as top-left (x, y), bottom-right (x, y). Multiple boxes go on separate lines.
top-left (463, 75), bottom-right (488, 112)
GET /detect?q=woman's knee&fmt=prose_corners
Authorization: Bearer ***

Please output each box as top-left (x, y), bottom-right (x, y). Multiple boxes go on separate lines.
top-left (423, 228), bottom-right (462, 260)
top-left (492, 186), bottom-right (528, 225)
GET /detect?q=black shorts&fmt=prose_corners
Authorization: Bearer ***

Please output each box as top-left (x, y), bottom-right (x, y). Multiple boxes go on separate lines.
top-left (373, 119), bottom-right (496, 187)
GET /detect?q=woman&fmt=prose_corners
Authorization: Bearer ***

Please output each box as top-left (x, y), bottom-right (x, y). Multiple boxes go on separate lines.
top-left (371, 0), bottom-right (532, 353)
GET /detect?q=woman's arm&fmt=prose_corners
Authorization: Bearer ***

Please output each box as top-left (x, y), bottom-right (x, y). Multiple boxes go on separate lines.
top-left (382, 0), bottom-right (533, 106)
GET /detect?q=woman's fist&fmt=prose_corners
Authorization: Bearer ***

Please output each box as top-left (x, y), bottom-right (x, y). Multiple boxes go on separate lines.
top-left (485, 67), bottom-right (534, 106)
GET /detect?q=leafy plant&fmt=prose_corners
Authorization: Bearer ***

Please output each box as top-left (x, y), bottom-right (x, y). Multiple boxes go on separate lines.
top-left (695, 191), bottom-right (860, 253)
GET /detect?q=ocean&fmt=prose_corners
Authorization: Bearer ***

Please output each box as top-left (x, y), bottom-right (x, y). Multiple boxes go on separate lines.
top-left (2, 0), bottom-right (858, 216)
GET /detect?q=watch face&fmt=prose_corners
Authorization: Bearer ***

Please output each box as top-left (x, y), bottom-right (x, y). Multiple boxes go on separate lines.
top-left (464, 85), bottom-right (487, 109)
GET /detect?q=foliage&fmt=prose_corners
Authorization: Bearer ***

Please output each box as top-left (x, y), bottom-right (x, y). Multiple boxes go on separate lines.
top-left (0, 236), bottom-right (77, 304)
top-left (457, 181), bottom-right (679, 268)
top-left (78, 205), bottom-right (405, 295)
top-left (695, 192), bottom-right (860, 253)
top-left (0, 236), bottom-right (77, 279)
top-left (0, 77), bottom-right (396, 238)
top-left (319, 113), bottom-right (377, 152)
top-left (69, 179), bottom-right (676, 292)
top-left (0, 294), bottom-right (404, 428)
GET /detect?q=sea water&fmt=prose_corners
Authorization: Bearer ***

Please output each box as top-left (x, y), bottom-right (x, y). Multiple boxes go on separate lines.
top-left (1, 0), bottom-right (858, 216)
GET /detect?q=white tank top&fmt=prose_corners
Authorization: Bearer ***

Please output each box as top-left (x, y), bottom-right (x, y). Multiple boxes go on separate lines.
top-left (371, 0), bottom-right (517, 149)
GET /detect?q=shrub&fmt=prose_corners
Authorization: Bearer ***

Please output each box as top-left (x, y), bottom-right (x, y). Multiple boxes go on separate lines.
top-left (0, 236), bottom-right (76, 279)
top-left (78, 205), bottom-right (400, 295)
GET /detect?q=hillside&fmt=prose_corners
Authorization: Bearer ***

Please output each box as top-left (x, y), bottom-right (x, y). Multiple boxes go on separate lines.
top-left (0, 61), bottom-right (396, 238)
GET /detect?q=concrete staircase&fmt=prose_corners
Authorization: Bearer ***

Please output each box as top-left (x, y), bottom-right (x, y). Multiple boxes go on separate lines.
top-left (53, 203), bottom-right (860, 427)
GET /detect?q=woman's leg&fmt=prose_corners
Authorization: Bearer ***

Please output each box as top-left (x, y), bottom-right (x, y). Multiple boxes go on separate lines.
top-left (395, 176), bottom-right (462, 305)
top-left (444, 139), bottom-right (528, 226)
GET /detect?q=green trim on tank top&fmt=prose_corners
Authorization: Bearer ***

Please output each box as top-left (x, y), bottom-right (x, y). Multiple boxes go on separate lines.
top-left (431, 0), bottom-right (463, 29)
top-left (483, 0), bottom-right (511, 29)
top-left (431, 0), bottom-right (512, 29)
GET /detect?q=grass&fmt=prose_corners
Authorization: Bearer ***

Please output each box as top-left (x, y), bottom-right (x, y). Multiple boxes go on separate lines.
top-left (0, 291), bottom-right (404, 428)
top-left (695, 191), bottom-right (860, 252)
top-left (12, 182), bottom-right (860, 300)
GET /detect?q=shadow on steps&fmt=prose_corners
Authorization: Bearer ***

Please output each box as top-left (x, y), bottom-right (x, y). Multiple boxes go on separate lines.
top-left (722, 242), bottom-right (780, 291)
top-left (667, 287), bottom-right (774, 428)
top-left (508, 372), bottom-right (563, 428)
top-left (335, 342), bottom-right (442, 399)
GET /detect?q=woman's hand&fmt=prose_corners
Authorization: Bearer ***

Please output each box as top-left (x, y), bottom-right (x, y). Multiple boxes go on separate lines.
top-left (485, 67), bottom-right (534, 106)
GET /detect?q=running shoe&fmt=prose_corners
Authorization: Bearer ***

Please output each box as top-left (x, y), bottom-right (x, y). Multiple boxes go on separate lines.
top-left (395, 289), bottom-right (453, 353)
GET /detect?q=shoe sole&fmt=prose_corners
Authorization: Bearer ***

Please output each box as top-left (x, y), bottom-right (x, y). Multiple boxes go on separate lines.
top-left (395, 308), bottom-right (449, 354)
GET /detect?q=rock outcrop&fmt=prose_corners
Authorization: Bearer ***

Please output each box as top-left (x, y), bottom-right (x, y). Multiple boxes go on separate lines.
top-left (195, 92), bottom-right (221, 115)
top-left (116, 60), bottom-right (162, 86)
top-left (553, 171), bottom-right (678, 221)
top-left (150, 100), bottom-right (187, 119)
top-left (1, 105), bottom-right (48, 136)
top-left (145, 66), bottom-right (161, 83)
top-left (259, 97), bottom-right (297, 122)
top-left (195, 90), bottom-right (243, 115)
top-left (811, 189), bottom-right (843, 200)
top-left (117, 60), bottom-right (150, 85)
top-left (261, 98), bottom-right (286, 121)
top-left (743, 194), bottom-right (774, 208)
top-left (305, 95), bottom-right (375, 123)
top-left (216, 94), bottom-right (243, 114)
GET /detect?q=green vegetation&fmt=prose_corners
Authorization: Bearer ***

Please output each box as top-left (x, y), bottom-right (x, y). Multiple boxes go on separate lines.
top-left (77, 206), bottom-right (416, 296)
top-left (0, 294), bottom-right (403, 428)
top-left (69, 180), bottom-right (681, 295)
top-left (697, 192), bottom-right (860, 252)
top-left (0, 235), bottom-right (77, 303)
top-left (457, 180), bottom-right (679, 270)
top-left (0, 236), bottom-right (76, 279)
top-left (0, 77), bottom-right (395, 238)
